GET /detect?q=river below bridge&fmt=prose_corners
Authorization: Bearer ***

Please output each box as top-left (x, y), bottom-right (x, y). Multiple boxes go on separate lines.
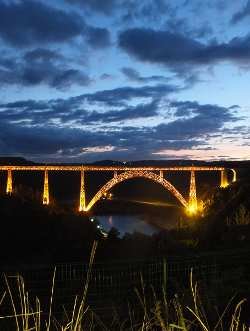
top-left (61, 197), bottom-right (185, 236)
top-left (93, 199), bottom-right (184, 237)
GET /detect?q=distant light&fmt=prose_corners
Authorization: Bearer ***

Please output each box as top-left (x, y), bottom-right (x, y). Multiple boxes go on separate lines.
top-left (97, 225), bottom-right (100, 228)
top-left (90, 218), bottom-right (94, 222)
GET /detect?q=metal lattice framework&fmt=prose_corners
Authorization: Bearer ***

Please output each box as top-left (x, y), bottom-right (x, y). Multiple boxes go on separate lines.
top-left (42, 169), bottom-right (49, 205)
top-left (85, 170), bottom-right (188, 211)
top-left (0, 165), bottom-right (237, 214)
top-left (6, 169), bottom-right (13, 195)
top-left (79, 170), bottom-right (86, 211)
top-left (188, 170), bottom-right (197, 214)
top-left (0, 165), bottom-right (226, 171)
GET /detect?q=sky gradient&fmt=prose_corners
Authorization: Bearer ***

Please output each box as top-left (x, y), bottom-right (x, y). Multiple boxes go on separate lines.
top-left (0, 0), bottom-right (249, 162)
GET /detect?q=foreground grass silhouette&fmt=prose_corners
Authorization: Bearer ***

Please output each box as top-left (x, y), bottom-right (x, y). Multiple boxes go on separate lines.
top-left (0, 242), bottom-right (249, 330)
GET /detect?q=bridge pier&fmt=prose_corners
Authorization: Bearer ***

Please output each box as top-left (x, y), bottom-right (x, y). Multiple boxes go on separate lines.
top-left (6, 169), bottom-right (13, 195)
top-left (187, 170), bottom-right (198, 215)
top-left (79, 170), bottom-right (86, 212)
top-left (220, 169), bottom-right (228, 188)
top-left (42, 169), bottom-right (49, 205)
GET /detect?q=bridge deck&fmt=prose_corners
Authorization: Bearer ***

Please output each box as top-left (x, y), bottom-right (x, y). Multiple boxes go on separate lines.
top-left (0, 165), bottom-right (225, 171)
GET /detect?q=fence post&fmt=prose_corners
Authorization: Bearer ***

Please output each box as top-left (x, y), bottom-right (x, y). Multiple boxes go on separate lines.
top-left (163, 258), bottom-right (167, 290)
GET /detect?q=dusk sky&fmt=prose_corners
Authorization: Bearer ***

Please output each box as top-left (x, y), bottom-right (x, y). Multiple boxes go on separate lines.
top-left (0, 0), bottom-right (250, 162)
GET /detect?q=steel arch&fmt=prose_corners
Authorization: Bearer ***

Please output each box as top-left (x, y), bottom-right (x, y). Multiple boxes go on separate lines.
top-left (85, 170), bottom-right (188, 211)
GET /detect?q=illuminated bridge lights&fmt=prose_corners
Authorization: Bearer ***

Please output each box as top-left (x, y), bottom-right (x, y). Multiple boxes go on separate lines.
top-left (186, 201), bottom-right (204, 216)
top-left (0, 165), bottom-right (236, 217)
top-left (79, 170), bottom-right (86, 212)
top-left (0, 165), bottom-right (228, 171)
top-left (220, 169), bottom-right (229, 188)
top-left (85, 170), bottom-right (188, 211)
top-left (186, 170), bottom-right (198, 216)
top-left (186, 202), bottom-right (198, 216)
top-left (231, 168), bottom-right (237, 183)
top-left (42, 169), bottom-right (49, 205)
top-left (6, 169), bottom-right (13, 195)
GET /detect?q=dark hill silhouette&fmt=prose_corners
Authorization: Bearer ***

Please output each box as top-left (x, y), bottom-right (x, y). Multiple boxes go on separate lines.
top-left (1, 156), bottom-right (250, 168)
top-left (0, 195), bottom-right (100, 265)
top-left (0, 157), bottom-right (34, 165)
top-left (198, 173), bottom-right (250, 249)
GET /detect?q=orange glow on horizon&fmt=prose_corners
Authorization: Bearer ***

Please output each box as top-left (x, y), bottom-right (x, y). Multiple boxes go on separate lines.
top-left (152, 144), bottom-right (250, 161)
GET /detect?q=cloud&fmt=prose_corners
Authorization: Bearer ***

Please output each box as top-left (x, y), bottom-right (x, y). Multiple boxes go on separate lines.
top-left (0, 119), bottom-right (205, 161)
top-left (0, 1), bottom-right (83, 46)
top-left (81, 145), bottom-right (115, 153)
top-left (121, 0), bottom-right (172, 24)
top-left (121, 67), bottom-right (169, 83)
top-left (165, 16), bottom-right (213, 39)
top-left (85, 26), bottom-right (111, 48)
top-left (0, 92), bottom-right (161, 125)
top-left (231, 0), bottom-right (250, 24)
top-left (66, 0), bottom-right (170, 21)
top-left (0, 0), bottom-right (110, 48)
top-left (83, 99), bottom-right (159, 123)
top-left (154, 107), bottom-right (235, 140)
top-left (66, 0), bottom-right (117, 15)
top-left (100, 73), bottom-right (114, 80)
top-left (169, 100), bottom-right (239, 120)
top-left (0, 48), bottom-right (91, 89)
top-left (0, 89), bottom-right (241, 161)
top-left (24, 48), bottom-right (62, 62)
top-left (81, 84), bottom-right (179, 107)
top-left (119, 28), bottom-right (250, 67)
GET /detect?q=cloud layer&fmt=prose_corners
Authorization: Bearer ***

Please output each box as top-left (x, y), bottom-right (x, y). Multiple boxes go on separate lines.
top-left (0, 84), bottom-right (240, 161)
top-left (119, 28), bottom-right (250, 67)
top-left (0, 0), bottom-right (249, 161)
top-left (0, 0), bottom-right (110, 48)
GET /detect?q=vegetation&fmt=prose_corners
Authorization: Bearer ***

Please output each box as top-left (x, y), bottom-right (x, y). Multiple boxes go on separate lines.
top-left (0, 169), bottom-right (250, 328)
top-left (0, 243), bottom-right (249, 330)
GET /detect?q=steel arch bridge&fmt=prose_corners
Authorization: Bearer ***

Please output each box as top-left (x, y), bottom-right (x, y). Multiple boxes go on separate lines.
top-left (85, 170), bottom-right (188, 211)
top-left (0, 165), bottom-right (236, 215)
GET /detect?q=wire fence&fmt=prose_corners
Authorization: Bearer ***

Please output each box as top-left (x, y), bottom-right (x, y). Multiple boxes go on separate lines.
top-left (1, 249), bottom-right (250, 316)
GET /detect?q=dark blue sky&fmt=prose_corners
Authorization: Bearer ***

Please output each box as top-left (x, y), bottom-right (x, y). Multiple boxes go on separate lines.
top-left (0, 0), bottom-right (249, 162)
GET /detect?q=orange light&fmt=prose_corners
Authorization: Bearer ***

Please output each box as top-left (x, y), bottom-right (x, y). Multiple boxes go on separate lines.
top-left (6, 169), bottom-right (13, 195)
top-left (186, 203), bottom-right (198, 215)
top-left (186, 201), bottom-right (204, 216)
top-left (42, 170), bottom-right (49, 205)
top-left (220, 181), bottom-right (229, 188)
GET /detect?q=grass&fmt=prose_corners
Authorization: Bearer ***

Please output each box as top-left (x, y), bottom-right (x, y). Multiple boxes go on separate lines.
top-left (0, 242), bottom-right (249, 330)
